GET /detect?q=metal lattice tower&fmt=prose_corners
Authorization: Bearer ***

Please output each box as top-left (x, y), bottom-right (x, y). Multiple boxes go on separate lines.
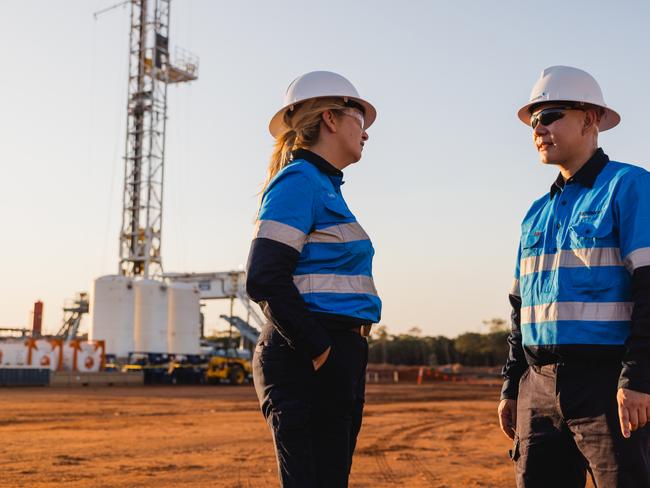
top-left (119, 0), bottom-right (198, 278)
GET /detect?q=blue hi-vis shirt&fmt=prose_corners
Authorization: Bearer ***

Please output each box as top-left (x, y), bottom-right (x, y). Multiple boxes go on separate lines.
top-left (246, 149), bottom-right (381, 357)
top-left (511, 150), bottom-right (650, 357)
top-left (255, 154), bottom-right (381, 322)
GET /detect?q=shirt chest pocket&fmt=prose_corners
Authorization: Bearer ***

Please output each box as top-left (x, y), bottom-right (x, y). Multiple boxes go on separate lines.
top-left (318, 194), bottom-right (354, 228)
top-left (521, 231), bottom-right (544, 258)
top-left (567, 218), bottom-right (621, 292)
top-left (519, 230), bottom-right (552, 296)
top-left (322, 195), bottom-right (351, 221)
top-left (569, 218), bottom-right (616, 247)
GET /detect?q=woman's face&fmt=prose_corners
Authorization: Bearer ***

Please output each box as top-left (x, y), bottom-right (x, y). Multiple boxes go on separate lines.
top-left (338, 108), bottom-right (369, 164)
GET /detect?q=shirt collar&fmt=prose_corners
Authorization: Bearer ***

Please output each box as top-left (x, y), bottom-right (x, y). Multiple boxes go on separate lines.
top-left (291, 149), bottom-right (343, 178)
top-left (550, 147), bottom-right (609, 198)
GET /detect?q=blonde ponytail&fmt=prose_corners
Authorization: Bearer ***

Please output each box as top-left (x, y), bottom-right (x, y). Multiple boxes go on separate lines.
top-left (261, 127), bottom-right (298, 196)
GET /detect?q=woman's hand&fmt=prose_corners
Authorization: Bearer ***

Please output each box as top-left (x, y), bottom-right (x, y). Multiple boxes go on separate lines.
top-left (312, 346), bottom-right (331, 371)
top-left (498, 399), bottom-right (517, 440)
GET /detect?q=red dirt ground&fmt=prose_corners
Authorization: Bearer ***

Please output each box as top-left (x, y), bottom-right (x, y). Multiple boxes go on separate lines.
top-left (0, 383), bottom-right (593, 487)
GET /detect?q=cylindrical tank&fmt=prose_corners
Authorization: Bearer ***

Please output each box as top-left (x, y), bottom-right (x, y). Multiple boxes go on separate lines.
top-left (167, 283), bottom-right (201, 355)
top-left (89, 275), bottom-right (134, 358)
top-left (134, 279), bottom-right (168, 353)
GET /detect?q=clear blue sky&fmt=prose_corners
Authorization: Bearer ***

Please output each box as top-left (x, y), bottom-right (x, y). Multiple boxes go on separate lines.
top-left (1, 0), bottom-right (648, 337)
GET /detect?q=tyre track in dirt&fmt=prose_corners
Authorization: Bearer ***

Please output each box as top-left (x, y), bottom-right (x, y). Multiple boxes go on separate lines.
top-left (358, 418), bottom-right (449, 485)
top-left (372, 450), bottom-right (400, 484)
top-left (374, 418), bottom-right (449, 448)
top-left (403, 452), bottom-right (442, 485)
top-left (358, 417), bottom-right (454, 486)
top-left (387, 419), bottom-right (447, 486)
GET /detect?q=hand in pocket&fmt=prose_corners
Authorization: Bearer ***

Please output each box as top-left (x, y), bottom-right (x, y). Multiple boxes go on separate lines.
top-left (312, 346), bottom-right (332, 371)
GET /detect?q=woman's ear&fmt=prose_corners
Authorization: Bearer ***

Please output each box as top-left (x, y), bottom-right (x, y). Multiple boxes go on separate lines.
top-left (321, 110), bottom-right (338, 133)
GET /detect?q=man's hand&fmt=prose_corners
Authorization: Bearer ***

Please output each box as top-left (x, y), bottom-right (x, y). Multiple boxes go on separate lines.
top-left (312, 346), bottom-right (331, 371)
top-left (617, 388), bottom-right (650, 438)
top-left (498, 399), bottom-right (517, 440)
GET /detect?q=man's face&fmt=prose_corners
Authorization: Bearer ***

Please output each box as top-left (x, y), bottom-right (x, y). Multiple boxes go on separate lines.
top-left (531, 104), bottom-right (586, 165)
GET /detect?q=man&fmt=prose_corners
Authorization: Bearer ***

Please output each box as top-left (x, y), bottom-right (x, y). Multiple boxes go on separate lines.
top-left (498, 65), bottom-right (650, 487)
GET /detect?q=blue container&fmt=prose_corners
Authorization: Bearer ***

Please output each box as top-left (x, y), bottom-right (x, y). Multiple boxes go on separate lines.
top-left (0, 367), bottom-right (50, 386)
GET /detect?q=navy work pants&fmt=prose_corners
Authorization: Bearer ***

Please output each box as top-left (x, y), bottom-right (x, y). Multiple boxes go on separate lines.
top-left (253, 326), bottom-right (368, 488)
top-left (513, 363), bottom-right (650, 487)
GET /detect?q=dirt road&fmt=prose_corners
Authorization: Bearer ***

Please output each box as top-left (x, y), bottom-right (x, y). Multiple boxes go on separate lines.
top-left (0, 383), bottom-right (518, 487)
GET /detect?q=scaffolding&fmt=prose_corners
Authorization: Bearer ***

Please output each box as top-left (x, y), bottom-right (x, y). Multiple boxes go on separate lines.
top-left (56, 293), bottom-right (90, 340)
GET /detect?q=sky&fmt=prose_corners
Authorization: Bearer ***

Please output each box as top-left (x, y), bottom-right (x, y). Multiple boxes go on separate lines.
top-left (1, 0), bottom-right (649, 338)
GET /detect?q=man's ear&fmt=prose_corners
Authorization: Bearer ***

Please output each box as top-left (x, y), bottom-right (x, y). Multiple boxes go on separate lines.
top-left (321, 110), bottom-right (338, 133)
top-left (582, 109), bottom-right (598, 134)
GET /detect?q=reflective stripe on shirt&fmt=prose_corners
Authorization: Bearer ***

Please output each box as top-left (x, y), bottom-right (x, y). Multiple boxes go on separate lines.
top-left (520, 247), bottom-right (623, 277)
top-left (293, 273), bottom-right (378, 296)
top-left (521, 301), bottom-right (633, 324)
top-left (254, 219), bottom-right (307, 252)
top-left (308, 222), bottom-right (369, 244)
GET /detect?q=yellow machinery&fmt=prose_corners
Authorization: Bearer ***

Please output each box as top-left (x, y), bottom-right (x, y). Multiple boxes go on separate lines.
top-left (122, 352), bottom-right (208, 385)
top-left (120, 351), bottom-right (252, 385)
top-left (205, 352), bottom-right (252, 386)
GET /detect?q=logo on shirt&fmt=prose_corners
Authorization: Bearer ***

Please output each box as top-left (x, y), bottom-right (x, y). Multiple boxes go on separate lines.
top-left (578, 209), bottom-right (604, 220)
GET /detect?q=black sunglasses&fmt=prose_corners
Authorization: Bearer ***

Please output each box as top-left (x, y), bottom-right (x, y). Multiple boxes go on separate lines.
top-left (530, 107), bottom-right (578, 129)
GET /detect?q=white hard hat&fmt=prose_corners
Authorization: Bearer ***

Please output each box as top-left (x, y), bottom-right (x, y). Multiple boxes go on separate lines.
top-left (517, 65), bottom-right (620, 131)
top-left (269, 71), bottom-right (377, 137)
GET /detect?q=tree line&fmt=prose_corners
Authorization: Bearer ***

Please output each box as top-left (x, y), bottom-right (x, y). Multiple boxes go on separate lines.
top-left (368, 319), bottom-right (510, 367)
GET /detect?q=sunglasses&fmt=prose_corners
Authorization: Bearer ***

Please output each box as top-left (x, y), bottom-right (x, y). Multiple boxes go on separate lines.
top-left (341, 108), bottom-right (365, 130)
top-left (530, 107), bottom-right (578, 129)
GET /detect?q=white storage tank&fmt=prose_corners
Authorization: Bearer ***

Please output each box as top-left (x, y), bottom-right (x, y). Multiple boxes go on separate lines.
top-left (134, 279), bottom-right (168, 353)
top-left (89, 275), bottom-right (134, 358)
top-left (167, 283), bottom-right (201, 355)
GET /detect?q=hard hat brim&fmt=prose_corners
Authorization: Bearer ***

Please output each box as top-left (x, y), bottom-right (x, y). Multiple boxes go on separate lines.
top-left (268, 96), bottom-right (377, 138)
top-left (517, 101), bottom-right (620, 131)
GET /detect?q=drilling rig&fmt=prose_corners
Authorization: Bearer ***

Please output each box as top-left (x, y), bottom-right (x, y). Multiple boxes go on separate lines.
top-left (118, 0), bottom-right (198, 279)
top-left (89, 1), bottom-right (262, 358)
top-left (59, 0), bottom-right (198, 344)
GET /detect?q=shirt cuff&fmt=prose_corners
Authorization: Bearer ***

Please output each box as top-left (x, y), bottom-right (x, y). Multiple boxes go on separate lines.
top-left (501, 378), bottom-right (519, 401)
top-left (618, 365), bottom-right (650, 395)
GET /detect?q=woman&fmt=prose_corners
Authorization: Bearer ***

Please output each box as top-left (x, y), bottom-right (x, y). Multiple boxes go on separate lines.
top-left (246, 70), bottom-right (382, 488)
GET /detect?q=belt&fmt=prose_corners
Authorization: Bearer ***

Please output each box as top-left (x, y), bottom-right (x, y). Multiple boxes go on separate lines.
top-left (351, 325), bottom-right (372, 337)
top-left (531, 361), bottom-right (621, 374)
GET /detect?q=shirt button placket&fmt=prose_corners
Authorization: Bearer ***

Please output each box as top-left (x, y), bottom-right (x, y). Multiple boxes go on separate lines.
top-left (556, 186), bottom-right (574, 249)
